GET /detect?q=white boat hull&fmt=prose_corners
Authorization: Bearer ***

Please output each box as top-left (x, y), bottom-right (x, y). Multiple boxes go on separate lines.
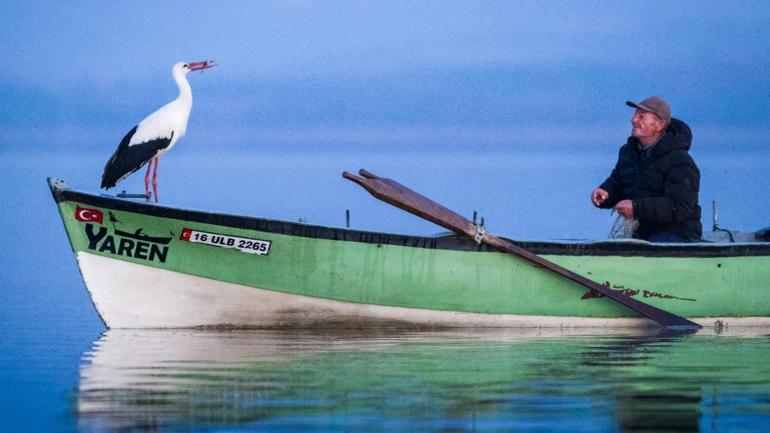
top-left (77, 252), bottom-right (766, 329)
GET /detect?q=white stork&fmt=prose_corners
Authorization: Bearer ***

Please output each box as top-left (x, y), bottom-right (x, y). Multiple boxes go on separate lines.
top-left (101, 60), bottom-right (216, 202)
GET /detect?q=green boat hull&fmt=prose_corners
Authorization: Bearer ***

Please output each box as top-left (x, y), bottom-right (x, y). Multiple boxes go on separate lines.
top-left (49, 179), bottom-right (770, 328)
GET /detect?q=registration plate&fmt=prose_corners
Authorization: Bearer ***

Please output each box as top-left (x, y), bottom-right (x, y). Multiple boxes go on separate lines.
top-left (180, 228), bottom-right (271, 255)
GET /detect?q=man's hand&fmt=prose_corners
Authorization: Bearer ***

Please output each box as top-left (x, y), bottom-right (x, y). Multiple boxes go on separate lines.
top-left (614, 199), bottom-right (634, 219)
top-left (591, 188), bottom-right (609, 206)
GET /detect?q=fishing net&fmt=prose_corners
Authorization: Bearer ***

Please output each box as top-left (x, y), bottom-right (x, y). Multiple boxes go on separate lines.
top-left (608, 212), bottom-right (639, 239)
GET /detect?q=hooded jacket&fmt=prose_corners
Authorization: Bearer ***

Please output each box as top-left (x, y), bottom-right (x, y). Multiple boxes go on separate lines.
top-left (598, 118), bottom-right (702, 240)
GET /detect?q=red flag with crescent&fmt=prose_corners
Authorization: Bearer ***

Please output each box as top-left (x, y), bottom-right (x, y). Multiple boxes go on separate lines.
top-left (75, 205), bottom-right (103, 224)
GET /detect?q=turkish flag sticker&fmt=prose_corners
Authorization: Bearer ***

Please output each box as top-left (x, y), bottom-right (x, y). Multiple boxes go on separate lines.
top-left (75, 205), bottom-right (104, 224)
top-left (180, 228), bottom-right (192, 240)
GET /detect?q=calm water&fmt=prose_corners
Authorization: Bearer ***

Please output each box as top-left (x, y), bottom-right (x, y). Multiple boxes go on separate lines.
top-left (9, 328), bottom-right (770, 433)
top-left (2, 149), bottom-right (770, 432)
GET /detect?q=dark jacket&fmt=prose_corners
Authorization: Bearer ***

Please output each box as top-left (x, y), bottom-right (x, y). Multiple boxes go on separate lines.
top-left (598, 118), bottom-right (702, 240)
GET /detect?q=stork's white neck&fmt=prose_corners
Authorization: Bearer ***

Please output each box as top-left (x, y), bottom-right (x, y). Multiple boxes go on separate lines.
top-left (173, 69), bottom-right (193, 107)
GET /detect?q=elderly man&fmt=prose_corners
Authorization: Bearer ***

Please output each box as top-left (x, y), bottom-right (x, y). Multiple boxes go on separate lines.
top-left (591, 96), bottom-right (702, 242)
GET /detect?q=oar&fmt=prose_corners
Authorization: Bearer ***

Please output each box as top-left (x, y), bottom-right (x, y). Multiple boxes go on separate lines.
top-left (342, 169), bottom-right (701, 329)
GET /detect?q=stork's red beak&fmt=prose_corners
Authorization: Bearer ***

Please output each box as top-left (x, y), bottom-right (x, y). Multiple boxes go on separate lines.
top-left (188, 60), bottom-right (216, 71)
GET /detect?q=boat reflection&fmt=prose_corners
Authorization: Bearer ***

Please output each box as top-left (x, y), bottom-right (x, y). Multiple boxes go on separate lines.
top-left (76, 328), bottom-right (770, 432)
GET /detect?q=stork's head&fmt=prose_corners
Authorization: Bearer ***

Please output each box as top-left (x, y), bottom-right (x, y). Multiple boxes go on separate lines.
top-left (174, 60), bottom-right (217, 75)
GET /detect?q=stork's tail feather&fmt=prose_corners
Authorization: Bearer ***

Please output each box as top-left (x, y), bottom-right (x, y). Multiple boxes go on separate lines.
top-left (100, 171), bottom-right (119, 190)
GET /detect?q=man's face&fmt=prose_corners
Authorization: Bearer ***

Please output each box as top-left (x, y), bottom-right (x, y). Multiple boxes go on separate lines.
top-left (631, 109), bottom-right (666, 143)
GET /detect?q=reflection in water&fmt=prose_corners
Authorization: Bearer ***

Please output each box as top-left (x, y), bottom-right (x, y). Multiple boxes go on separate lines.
top-left (76, 329), bottom-right (770, 432)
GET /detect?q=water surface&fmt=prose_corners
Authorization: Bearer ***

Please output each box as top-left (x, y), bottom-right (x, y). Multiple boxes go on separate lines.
top-left (73, 329), bottom-right (770, 432)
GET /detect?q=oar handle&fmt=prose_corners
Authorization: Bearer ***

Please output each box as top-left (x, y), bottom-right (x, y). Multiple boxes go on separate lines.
top-left (359, 169), bottom-right (378, 179)
top-left (346, 170), bottom-right (478, 236)
top-left (342, 171), bottom-right (366, 187)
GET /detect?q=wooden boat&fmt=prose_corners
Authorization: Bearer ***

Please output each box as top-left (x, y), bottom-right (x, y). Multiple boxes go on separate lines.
top-left (49, 177), bottom-right (770, 329)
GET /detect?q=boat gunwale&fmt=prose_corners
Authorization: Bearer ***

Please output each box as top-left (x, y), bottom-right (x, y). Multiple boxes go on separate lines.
top-left (50, 179), bottom-right (770, 258)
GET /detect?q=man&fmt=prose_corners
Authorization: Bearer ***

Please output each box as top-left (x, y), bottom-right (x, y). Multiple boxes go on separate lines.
top-left (591, 96), bottom-right (702, 242)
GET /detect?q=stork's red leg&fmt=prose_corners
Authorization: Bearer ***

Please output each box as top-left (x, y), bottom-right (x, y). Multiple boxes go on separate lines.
top-left (152, 157), bottom-right (159, 203)
top-left (144, 159), bottom-right (154, 198)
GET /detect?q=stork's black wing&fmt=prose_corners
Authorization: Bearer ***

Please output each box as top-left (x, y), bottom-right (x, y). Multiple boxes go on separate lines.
top-left (101, 127), bottom-right (173, 189)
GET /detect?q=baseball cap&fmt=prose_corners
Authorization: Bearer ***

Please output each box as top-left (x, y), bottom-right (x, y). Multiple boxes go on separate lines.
top-left (626, 96), bottom-right (671, 125)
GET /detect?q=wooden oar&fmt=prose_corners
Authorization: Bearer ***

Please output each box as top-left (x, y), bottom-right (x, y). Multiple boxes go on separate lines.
top-left (342, 169), bottom-right (701, 329)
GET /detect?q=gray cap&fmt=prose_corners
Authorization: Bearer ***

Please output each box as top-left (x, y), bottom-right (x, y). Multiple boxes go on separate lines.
top-left (626, 96), bottom-right (671, 125)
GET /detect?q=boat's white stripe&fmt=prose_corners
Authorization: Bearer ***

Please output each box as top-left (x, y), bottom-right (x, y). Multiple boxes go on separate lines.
top-left (77, 252), bottom-right (769, 329)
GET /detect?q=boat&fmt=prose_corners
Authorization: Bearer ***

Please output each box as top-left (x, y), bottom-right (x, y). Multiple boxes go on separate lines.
top-left (48, 177), bottom-right (770, 329)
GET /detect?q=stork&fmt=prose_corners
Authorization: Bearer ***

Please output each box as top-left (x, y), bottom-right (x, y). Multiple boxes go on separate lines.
top-left (101, 60), bottom-right (216, 202)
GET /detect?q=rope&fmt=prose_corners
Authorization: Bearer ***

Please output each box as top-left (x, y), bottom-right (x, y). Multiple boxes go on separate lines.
top-left (609, 212), bottom-right (639, 239)
top-left (473, 224), bottom-right (487, 244)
